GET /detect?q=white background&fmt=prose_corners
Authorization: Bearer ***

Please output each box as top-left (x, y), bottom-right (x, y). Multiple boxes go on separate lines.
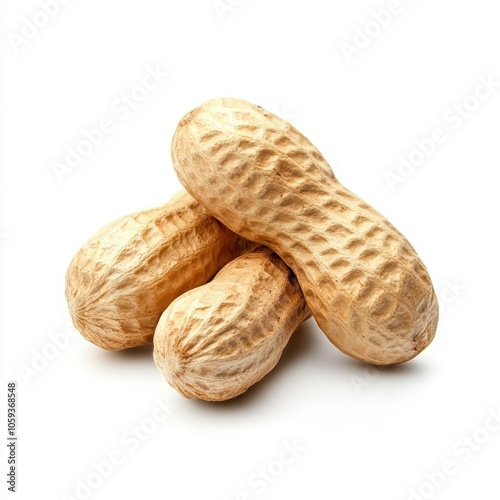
top-left (1, 0), bottom-right (500, 499)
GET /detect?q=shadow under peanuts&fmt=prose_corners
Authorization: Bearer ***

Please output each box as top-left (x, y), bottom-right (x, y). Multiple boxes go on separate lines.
top-left (113, 342), bottom-right (153, 361)
top-left (342, 351), bottom-right (431, 379)
top-left (192, 318), bottom-right (318, 410)
top-left (100, 342), bottom-right (154, 361)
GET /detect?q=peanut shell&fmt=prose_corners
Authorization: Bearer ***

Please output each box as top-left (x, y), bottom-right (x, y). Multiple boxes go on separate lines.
top-left (153, 247), bottom-right (310, 401)
top-left (171, 98), bottom-right (439, 365)
top-left (65, 190), bottom-right (255, 350)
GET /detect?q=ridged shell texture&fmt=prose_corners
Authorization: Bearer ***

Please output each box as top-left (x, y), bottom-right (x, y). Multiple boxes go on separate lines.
top-left (172, 98), bottom-right (439, 365)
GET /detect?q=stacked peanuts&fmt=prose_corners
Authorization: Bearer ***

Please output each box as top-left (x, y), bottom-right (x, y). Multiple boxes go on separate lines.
top-left (66, 98), bottom-right (438, 401)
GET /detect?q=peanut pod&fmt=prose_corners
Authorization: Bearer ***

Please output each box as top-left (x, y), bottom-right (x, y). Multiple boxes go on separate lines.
top-left (172, 97), bottom-right (439, 365)
top-left (153, 247), bottom-right (310, 401)
top-left (66, 190), bottom-right (255, 350)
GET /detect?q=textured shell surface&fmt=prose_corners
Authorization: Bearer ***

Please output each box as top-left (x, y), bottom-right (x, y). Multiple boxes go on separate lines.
top-left (65, 190), bottom-right (254, 350)
top-left (153, 247), bottom-right (310, 401)
top-left (171, 98), bottom-right (439, 365)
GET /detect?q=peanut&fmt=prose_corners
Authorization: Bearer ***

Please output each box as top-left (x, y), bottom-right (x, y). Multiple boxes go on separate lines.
top-left (153, 247), bottom-right (310, 401)
top-left (65, 190), bottom-right (255, 350)
top-left (171, 98), bottom-right (439, 365)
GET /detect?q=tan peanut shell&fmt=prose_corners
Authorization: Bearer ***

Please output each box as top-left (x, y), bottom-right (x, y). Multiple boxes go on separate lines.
top-left (65, 190), bottom-right (255, 350)
top-left (172, 98), bottom-right (439, 365)
top-left (153, 247), bottom-right (310, 401)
